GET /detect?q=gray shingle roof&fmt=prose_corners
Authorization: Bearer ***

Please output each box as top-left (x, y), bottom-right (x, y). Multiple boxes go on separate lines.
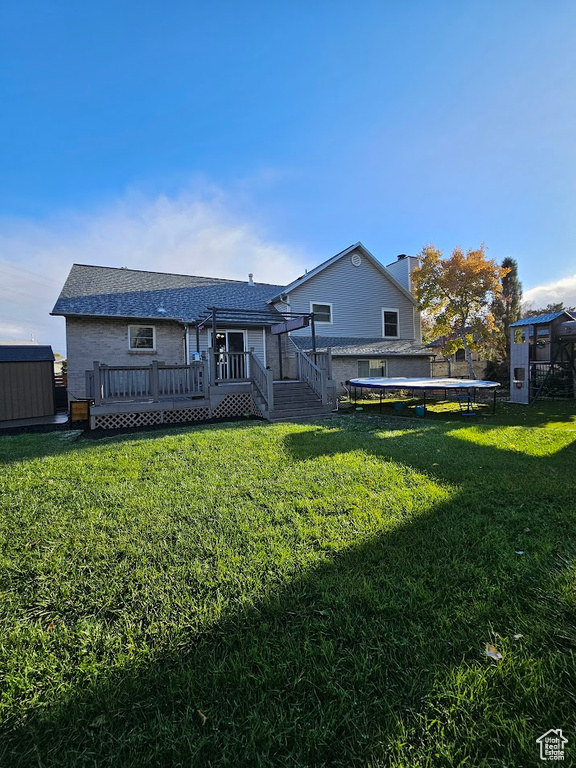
top-left (51, 264), bottom-right (285, 325)
top-left (0, 345), bottom-right (54, 363)
top-left (290, 336), bottom-right (433, 357)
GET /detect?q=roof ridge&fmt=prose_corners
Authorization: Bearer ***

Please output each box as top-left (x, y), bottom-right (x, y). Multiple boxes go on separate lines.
top-left (70, 263), bottom-right (284, 288)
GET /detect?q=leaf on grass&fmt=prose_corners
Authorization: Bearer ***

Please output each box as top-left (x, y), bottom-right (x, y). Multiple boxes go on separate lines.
top-left (89, 714), bottom-right (107, 728)
top-left (515, 550), bottom-right (525, 555)
top-left (196, 709), bottom-right (207, 726)
top-left (513, 634), bottom-right (524, 640)
top-left (485, 643), bottom-right (503, 660)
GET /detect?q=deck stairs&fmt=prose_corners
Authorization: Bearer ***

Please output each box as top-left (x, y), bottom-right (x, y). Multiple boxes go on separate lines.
top-left (256, 380), bottom-right (335, 422)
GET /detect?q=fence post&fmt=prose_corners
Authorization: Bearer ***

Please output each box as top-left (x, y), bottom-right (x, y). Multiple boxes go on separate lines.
top-left (326, 348), bottom-right (333, 380)
top-left (151, 361), bottom-right (159, 401)
top-left (202, 358), bottom-right (209, 393)
top-left (320, 369), bottom-right (327, 405)
top-left (93, 361), bottom-right (101, 405)
top-left (297, 351), bottom-right (302, 381)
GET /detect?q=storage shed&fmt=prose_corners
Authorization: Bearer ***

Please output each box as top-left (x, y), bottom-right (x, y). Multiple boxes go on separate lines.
top-left (0, 345), bottom-right (55, 422)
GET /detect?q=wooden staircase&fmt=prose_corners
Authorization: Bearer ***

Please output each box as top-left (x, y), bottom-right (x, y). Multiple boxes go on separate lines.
top-left (266, 380), bottom-right (334, 422)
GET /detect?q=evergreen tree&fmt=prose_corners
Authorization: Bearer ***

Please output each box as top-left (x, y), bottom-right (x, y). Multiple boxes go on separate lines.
top-left (492, 257), bottom-right (523, 365)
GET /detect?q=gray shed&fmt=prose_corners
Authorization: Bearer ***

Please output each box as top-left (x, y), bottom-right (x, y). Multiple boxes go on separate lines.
top-left (0, 345), bottom-right (55, 422)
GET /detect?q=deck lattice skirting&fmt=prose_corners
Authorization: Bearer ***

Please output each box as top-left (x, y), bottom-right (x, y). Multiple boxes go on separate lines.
top-left (90, 391), bottom-right (262, 430)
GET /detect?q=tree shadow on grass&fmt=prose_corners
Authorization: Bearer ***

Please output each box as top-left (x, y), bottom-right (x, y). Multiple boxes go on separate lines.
top-left (0, 420), bottom-right (574, 767)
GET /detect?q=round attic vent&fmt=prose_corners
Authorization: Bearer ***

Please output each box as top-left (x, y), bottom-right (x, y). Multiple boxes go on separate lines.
top-left (351, 252), bottom-right (362, 267)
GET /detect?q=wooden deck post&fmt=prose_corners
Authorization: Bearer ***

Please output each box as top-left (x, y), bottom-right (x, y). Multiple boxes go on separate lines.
top-left (326, 347), bottom-right (333, 380)
top-left (320, 369), bottom-right (327, 405)
top-left (93, 361), bottom-right (101, 405)
top-left (266, 367), bottom-right (274, 412)
top-left (151, 361), bottom-right (159, 401)
top-left (208, 347), bottom-right (216, 385)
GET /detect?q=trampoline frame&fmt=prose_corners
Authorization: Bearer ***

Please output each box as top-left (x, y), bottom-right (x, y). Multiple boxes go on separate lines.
top-left (348, 377), bottom-right (501, 415)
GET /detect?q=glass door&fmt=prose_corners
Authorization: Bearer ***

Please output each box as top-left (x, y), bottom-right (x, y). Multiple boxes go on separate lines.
top-left (214, 331), bottom-right (246, 380)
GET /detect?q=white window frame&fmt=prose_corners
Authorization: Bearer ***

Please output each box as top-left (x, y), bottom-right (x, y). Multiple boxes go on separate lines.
top-left (382, 308), bottom-right (400, 338)
top-left (358, 359), bottom-right (388, 378)
top-left (310, 301), bottom-right (333, 324)
top-left (128, 324), bottom-right (156, 351)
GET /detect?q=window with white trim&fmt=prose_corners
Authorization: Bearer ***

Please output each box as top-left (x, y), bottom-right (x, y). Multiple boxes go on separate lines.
top-left (382, 309), bottom-right (399, 338)
top-left (128, 325), bottom-right (156, 350)
top-left (358, 359), bottom-right (387, 378)
top-left (311, 303), bottom-right (332, 323)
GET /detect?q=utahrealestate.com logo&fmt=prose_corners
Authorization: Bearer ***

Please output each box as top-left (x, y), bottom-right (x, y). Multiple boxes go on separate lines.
top-left (536, 729), bottom-right (568, 761)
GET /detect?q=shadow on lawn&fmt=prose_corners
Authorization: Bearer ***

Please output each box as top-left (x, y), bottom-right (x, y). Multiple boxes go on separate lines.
top-left (1, 421), bottom-right (574, 767)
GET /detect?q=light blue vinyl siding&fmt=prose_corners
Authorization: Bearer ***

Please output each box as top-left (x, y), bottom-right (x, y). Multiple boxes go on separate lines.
top-left (283, 254), bottom-right (417, 339)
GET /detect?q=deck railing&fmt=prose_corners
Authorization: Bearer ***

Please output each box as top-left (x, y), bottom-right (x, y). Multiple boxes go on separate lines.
top-left (90, 361), bottom-right (207, 404)
top-left (208, 349), bottom-right (250, 383)
top-left (249, 350), bottom-right (274, 412)
top-left (309, 349), bottom-right (333, 379)
top-left (296, 350), bottom-right (327, 404)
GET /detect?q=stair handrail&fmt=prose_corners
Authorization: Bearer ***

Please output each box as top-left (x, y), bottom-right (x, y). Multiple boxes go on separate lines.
top-left (296, 350), bottom-right (327, 404)
top-left (249, 350), bottom-right (274, 412)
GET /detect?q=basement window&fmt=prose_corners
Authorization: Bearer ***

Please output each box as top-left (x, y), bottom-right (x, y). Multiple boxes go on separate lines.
top-left (129, 325), bottom-right (156, 351)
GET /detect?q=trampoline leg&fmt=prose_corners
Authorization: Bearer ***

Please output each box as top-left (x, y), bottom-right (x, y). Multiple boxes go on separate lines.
top-left (493, 390), bottom-right (496, 415)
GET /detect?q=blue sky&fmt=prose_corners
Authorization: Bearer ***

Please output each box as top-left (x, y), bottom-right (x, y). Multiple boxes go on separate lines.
top-left (1, 1), bottom-right (576, 354)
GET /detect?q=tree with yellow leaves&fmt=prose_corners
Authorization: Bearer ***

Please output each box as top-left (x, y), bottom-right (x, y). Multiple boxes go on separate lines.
top-left (411, 244), bottom-right (508, 378)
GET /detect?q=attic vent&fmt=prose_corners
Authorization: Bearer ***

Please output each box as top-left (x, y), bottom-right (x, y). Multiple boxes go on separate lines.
top-left (351, 253), bottom-right (362, 267)
top-left (248, 273), bottom-right (254, 286)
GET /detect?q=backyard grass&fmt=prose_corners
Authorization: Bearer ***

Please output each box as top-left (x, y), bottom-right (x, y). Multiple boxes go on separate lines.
top-left (0, 402), bottom-right (574, 767)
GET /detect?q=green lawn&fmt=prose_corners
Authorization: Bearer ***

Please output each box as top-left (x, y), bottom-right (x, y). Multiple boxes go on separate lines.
top-left (0, 403), bottom-right (575, 767)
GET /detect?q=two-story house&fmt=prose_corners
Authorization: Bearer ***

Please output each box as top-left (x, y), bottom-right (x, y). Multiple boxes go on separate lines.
top-left (52, 242), bottom-right (432, 428)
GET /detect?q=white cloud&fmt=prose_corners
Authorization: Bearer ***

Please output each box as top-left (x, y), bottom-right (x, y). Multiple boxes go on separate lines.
top-left (0, 187), bottom-right (310, 355)
top-left (524, 273), bottom-right (576, 311)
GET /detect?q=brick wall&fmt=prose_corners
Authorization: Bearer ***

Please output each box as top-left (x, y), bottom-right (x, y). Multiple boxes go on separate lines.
top-left (331, 356), bottom-right (431, 394)
top-left (66, 317), bottom-right (186, 399)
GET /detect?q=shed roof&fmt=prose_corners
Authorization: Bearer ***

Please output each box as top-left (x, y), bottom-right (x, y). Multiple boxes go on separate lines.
top-left (51, 264), bottom-right (285, 324)
top-left (510, 311), bottom-right (574, 327)
top-left (0, 345), bottom-right (54, 363)
top-left (290, 336), bottom-right (432, 357)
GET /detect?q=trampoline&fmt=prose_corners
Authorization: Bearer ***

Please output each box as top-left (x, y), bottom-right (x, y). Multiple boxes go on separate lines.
top-left (348, 377), bottom-right (501, 414)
